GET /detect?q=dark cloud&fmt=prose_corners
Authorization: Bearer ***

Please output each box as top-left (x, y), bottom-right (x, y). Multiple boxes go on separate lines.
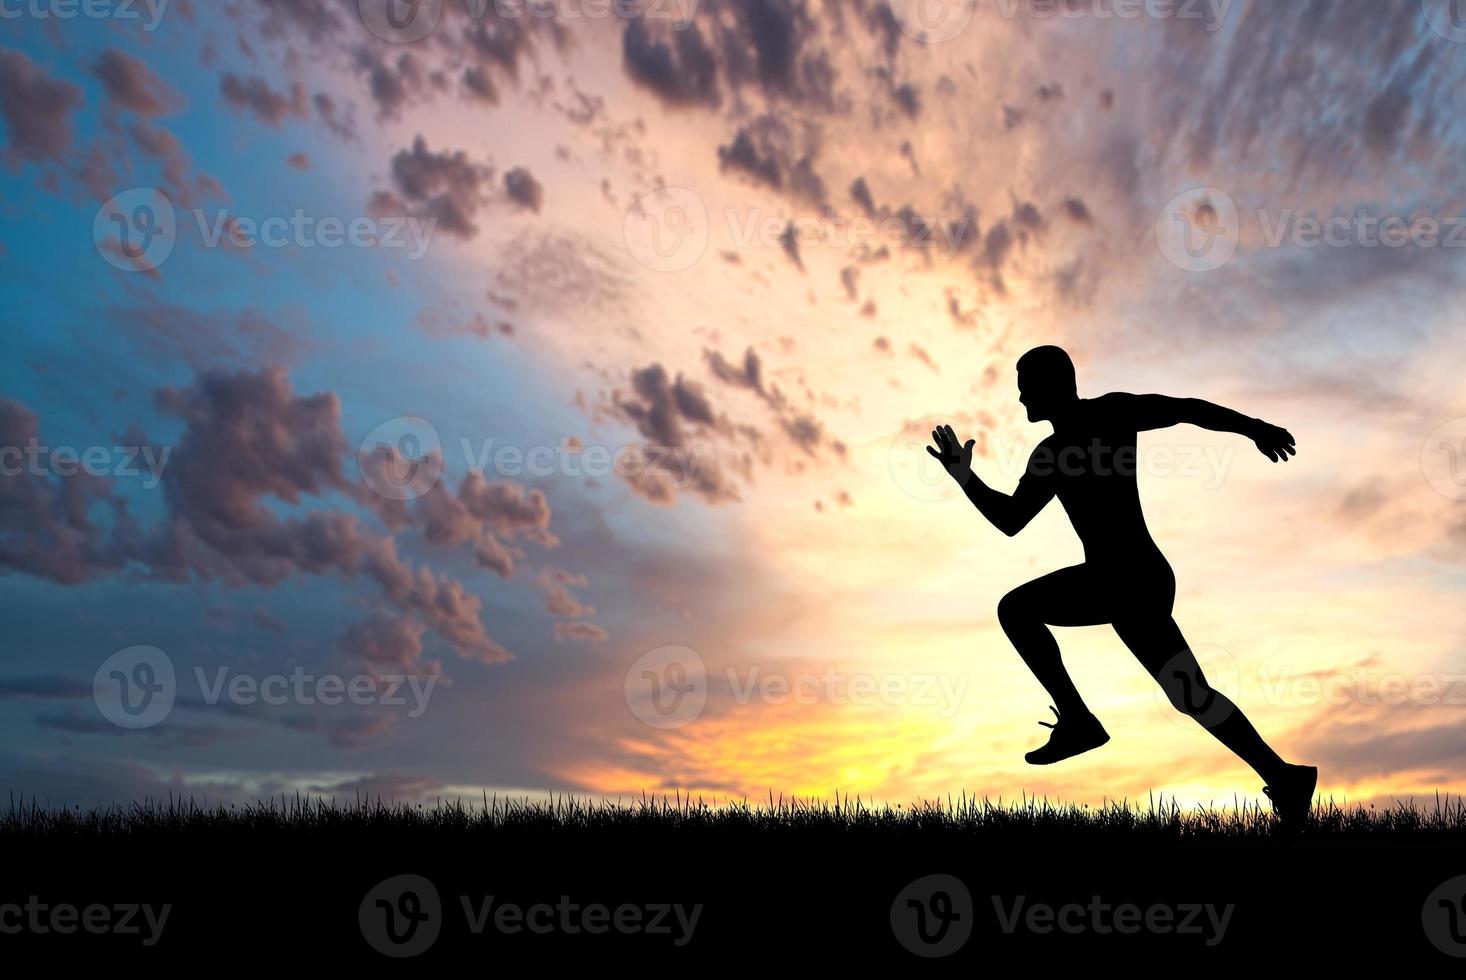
top-left (0, 399), bottom-right (128, 584)
top-left (313, 92), bottom-right (356, 140)
top-left (555, 621), bottom-right (610, 643)
top-left (891, 82), bottom-right (920, 119)
top-left (1061, 197), bottom-right (1093, 226)
top-left (112, 303), bottom-right (306, 370)
top-left (619, 0), bottom-right (839, 110)
top-left (717, 116), bottom-right (827, 207)
top-left (612, 364), bottom-right (748, 505)
top-left (337, 615), bottom-right (429, 677)
top-left (1289, 705), bottom-right (1466, 782)
top-left (128, 122), bottom-right (219, 208)
top-left (702, 346), bottom-right (845, 462)
top-left (0, 47), bottom-right (83, 164)
top-left (779, 221), bottom-right (803, 270)
top-left (219, 73), bottom-right (308, 126)
top-left (355, 49), bottom-right (432, 119)
top-left (704, 346), bottom-right (784, 409)
top-left (717, 0), bottom-right (834, 106)
top-left (370, 136), bottom-right (494, 239)
top-left (410, 470), bottom-right (557, 568)
top-left (618, 364), bottom-right (717, 448)
top-left (0, 367), bottom-right (561, 668)
top-left (152, 367), bottom-right (352, 553)
top-left (35, 709), bottom-right (247, 748)
top-left (462, 64), bottom-right (500, 105)
top-left (503, 166), bottom-right (544, 213)
top-left (537, 566), bottom-right (596, 618)
top-left (303, 773), bottom-right (445, 803)
top-left (251, 0), bottom-right (344, 43)
top-left (279, 709), bottom-right (400, 748)
top-left (865, 2), bottom-right (903, 58)
top-left (93, 49), bottom-right (177, 118)
top-left (622, 19), bottom-right (720, 107)
top-left (0, 675), bottom-right (93, 699)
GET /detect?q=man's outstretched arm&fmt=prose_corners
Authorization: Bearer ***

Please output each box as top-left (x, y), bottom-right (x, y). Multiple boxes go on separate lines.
top-left (927, 425), bottom-right (1053, 536)
top-left (1110, 393), bottom-right (1299, 462)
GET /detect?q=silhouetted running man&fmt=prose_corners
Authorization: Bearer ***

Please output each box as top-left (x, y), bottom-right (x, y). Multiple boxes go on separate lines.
top-left (927, 346), bottom-right (1317, 823)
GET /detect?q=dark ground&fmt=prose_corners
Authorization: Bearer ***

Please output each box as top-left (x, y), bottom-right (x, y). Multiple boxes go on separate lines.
top-left (5, 795), bottom-right (1465, 963)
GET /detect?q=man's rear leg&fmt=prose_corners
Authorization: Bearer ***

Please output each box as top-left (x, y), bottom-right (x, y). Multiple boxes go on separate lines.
top-left (1115, 616), bottom-right (1317, 822)
top-left (997, 568), bottom-right (1110, 765)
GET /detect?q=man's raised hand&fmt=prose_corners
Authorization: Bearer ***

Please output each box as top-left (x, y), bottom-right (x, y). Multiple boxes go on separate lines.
top-left (1253, 422), bottom-right (1297, 463)
top-left (926, 424), bottom-right (975, 484)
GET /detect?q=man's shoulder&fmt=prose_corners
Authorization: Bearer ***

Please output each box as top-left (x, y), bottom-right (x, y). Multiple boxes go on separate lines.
top-left (1024, 436), bottom-right (1061, 477)
top-left (1083, 392), bottom-right (1140, 424)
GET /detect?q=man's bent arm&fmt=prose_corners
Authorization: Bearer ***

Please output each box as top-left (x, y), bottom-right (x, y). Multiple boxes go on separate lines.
top-left (955, 469), bottom-right (1053, 537)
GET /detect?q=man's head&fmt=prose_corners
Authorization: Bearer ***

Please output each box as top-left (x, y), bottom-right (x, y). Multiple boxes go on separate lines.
top-left (1016, 346), bottom-right (1078, 422)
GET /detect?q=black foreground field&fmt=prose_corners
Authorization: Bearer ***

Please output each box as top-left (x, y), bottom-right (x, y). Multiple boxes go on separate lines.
top-left (6, 793), bottom-right (1466, 964)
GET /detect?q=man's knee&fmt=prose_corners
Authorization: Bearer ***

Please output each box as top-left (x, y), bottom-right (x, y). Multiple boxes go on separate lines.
top-left (997, 589), bottom-right (1031, 632)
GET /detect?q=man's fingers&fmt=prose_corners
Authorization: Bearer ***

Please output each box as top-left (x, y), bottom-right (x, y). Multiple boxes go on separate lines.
top-left (926, 446), bottom-right (942, 461)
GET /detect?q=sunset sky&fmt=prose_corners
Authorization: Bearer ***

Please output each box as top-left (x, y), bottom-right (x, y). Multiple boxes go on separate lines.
top-left (2, 0), bottom-right (1465, 810)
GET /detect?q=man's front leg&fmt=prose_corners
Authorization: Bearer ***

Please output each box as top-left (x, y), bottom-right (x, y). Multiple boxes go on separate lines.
top-left (996, 573), bottom-right (1111, 764)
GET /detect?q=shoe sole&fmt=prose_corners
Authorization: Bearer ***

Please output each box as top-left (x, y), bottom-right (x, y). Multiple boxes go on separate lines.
top-left (1024, 731), bottom-right (1111, 766)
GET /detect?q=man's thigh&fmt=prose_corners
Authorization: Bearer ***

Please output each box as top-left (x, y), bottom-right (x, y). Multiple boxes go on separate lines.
top-left (1006, 564), bottom-right (1115, 627)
